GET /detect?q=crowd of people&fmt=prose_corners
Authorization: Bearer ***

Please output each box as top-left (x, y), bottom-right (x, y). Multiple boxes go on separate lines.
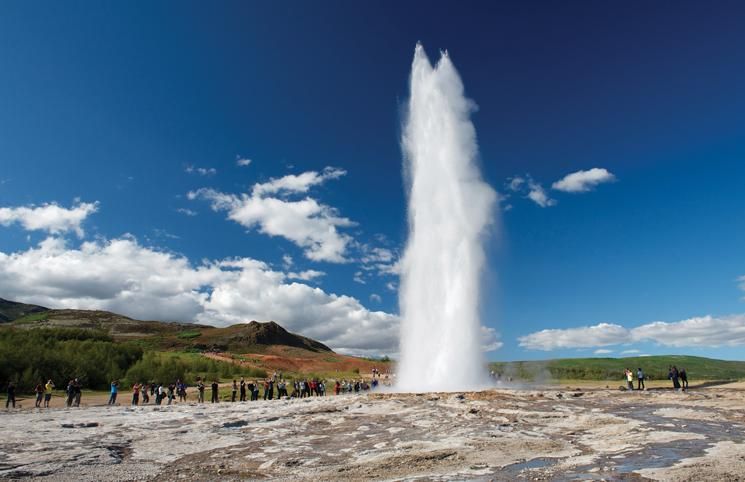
top-left (4, 371), bottom-right (382, 409)
top-left (623, 366), bottom-right (690, 391)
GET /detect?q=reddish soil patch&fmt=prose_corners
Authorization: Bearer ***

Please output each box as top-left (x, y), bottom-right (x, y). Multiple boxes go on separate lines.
top-left (204, 345), bottom-right (392, 378)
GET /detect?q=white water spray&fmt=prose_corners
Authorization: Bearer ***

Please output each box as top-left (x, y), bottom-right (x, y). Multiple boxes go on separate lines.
top-left (397, 44), bottom-right (497, 392)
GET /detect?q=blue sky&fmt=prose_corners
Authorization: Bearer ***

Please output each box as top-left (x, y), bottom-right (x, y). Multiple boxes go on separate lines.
top-left (1, 1), bottom-right (745, 360)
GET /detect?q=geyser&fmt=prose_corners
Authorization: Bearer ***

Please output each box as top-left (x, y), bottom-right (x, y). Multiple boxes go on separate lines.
top-left (397, 44), bottom-right (497, 392)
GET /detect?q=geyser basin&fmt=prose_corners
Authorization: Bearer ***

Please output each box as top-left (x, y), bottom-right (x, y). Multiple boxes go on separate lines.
top-left (397, 44), bottom-right (497, 392)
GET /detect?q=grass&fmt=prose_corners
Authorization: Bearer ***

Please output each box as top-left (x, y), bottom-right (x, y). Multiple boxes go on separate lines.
top-left (11, 312), bottom-right (49, 324)
top-left (176, 330), bottom-right (202, 340)
top-left (490, 355), bottom-right (745, 382)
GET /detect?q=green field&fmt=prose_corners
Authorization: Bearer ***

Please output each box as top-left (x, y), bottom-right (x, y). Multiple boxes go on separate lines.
top-left (490, 355), bottom-right (745, 381)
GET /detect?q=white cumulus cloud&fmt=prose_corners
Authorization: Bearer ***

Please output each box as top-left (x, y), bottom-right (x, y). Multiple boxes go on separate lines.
top-left (520, 314), bottom-right (745, 351)
top-left (518, 323), bottom-right (627, 350)
top-left (286, 269), bottom-right (325, 281)
top-left (0, 236), bottom-right (400, 356)
top-left (480, 326), bottom-right (503, 352)
top-left (0, 201), bottom-right (99, 237)
top-left (631, 314), bottom-right (745, 347)
top-left (189, 167), bottom-right (354, 263)
top-left (552, 168), bottom-right (616, 193)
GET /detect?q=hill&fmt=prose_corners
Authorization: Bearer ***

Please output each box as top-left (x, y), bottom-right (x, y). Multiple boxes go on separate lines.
top-left (7, 308), bottom-right (331, 353)
top-left (490, 355), bottom-right (745, 381)
top-left (0, 298), bottom-right (48, 323)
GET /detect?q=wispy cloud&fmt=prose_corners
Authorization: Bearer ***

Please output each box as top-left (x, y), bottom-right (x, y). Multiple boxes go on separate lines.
top-left (252, 167), bottom-right (346, 196)
top-left (185, 165), bottom-right (217, 176)
top-left (236, 157), bottom-right (252, 167)
top-left (369, 293), bottom-right (382, 303)
top-left (176, 208), bottom-right (198, 217)
top-left (526, 178), bottom-right (556, 207)
top-left (552, 168), bottom-right (616, 193)
top-left (594, 349), bottom-right (613, 355)
top-left (0, 201), bottom-right (98, 238)
top-left (505, 175), bottom-right (556, 208)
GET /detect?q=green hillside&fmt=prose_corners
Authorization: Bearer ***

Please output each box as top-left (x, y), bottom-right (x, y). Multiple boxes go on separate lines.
top-left (0, 298), bottom-right (48, 323)
top-left (490, 355), bottom-right (745, 381)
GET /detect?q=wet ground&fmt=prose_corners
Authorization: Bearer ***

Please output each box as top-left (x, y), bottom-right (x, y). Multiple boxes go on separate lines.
top-left (1, 386), bottom-right (744, 481)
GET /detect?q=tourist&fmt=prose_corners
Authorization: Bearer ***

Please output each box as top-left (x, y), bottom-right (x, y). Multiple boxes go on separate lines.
top-left (167, 383), bottom-right (176, 404)
top-left (240, 377), bottom-right (246, 402)
top-left (263, 379), bottom-right (271, 400)
top-left (670, 366), bottom-right (681, 390)
top-left (44, 379), bottom-right (54, 408)
top-left (178, 380), bottom-right (187, 402)
top-left (34, 382), bottom-right (44, 408)
top-left (247, 380), bottom-right (255, 401)
top-left (141, 383), bottom-right (149, 404)
top-left (65, 379), bottom-right (75, 407)
top-left (276, 380), bottom-right (285, 398)
top-left (73, 379), bottom-right (82, 407)
top-left (109, 380), bottom-right (119, 405)
top-left (211, 380), bottom-right (219, 403)
top-left (5, 381), bottom-right (16, 409)
top-left (680, 368), bottom-right (688, 390)
top-left (637, 368), bottom-right (645, 390)
top-left (335, 380), bottom-right (341, 395)
top-left (625, 369), bottom-right (634, 390)
top-left (197, 379), bottom-right (205, 403)
top-left (299, 380), bottom-right (306, 398)
top-left (251, 381), bottom-right (259, 401)
top-left (232, 380), bottom-right (238, 402)
top-left (132, 383), bottom-right (140, 406)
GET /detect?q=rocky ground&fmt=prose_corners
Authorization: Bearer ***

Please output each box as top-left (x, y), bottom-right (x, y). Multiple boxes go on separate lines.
top-left (1, 385), bottom-right (744, 481)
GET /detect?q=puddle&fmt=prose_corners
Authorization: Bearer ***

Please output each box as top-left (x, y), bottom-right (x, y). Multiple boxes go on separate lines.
top-left (486, 400), bottom-right (745, 481)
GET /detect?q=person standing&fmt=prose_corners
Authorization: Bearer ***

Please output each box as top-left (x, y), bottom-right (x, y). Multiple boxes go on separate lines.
top-left (197, 379), bottom-right (205, 403)
top-left (231, 380), bottom-right (238, 402)
top-left (65, 379), bottom-right (75, 407)
top-left (211, 380), bottom-right (219, 403)
top-left (625, 369), bottom-right (634, 390)
top-left (73, 379), bottom-right (82, 407)
top-left (109, 380), bottom-right (119, 405)
top-left (5, 381), bottom-right (16, 409)
top-left (34, 382), bottom-right (44, 408)
top-left (240, 377), bottom-right (246, 402)
top-left (680, 368), bottom-right (688, 390)
top-left (132, 383), bottom-right (140, 406)
top-left (167, 384), bottom-right (175, 405)
top-left (141, 384), bottom-right (149, 404)
top-left (44, 380), bottom-right (54, 408)
top-left (637, 368), bottom-right (645, 390)
top-left (671, 366), bottom-right (681, 390)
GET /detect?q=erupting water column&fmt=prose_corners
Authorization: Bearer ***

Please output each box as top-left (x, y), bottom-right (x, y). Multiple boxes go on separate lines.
top-left (397, 44), bottom-right (497, 392)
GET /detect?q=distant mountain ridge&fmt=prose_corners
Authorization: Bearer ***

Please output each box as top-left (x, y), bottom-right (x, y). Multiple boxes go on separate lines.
top-left (0, 298), bottom-right (48, 322)
top-left (0, 298), bottom-right (332, 354)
